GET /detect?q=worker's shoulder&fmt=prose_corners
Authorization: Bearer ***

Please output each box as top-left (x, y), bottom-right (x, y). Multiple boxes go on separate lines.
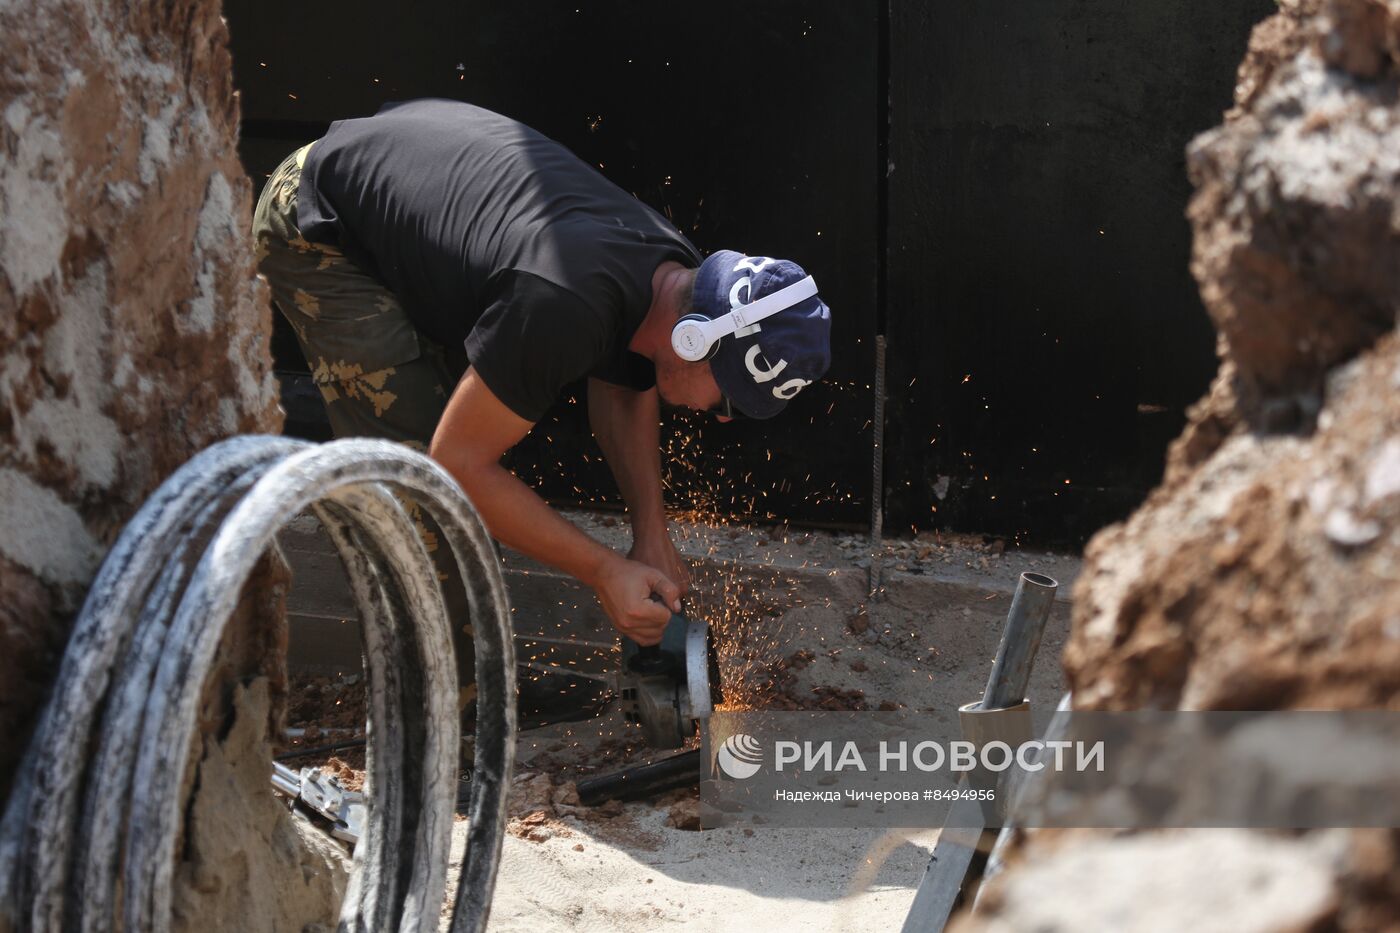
top-left (367, 99), bottom-right (548, 145)
top-left (373, 98), bottom-right (510, 124)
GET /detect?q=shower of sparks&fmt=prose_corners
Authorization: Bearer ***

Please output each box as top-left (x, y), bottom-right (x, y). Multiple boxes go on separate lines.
top-left (657, 408), bottom-right (849, 713)
top-left (501, 368), bottom-right (1040, 732)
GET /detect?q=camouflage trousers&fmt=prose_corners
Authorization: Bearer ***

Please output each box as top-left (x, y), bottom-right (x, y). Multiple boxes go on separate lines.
top-left (253, 144), bottom-right (478, 720)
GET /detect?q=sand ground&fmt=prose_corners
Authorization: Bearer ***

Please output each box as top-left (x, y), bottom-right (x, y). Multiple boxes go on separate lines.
top-left (433, 711), bottom-right (941, 932)
top-left (461, 816), bottom-right (939, 932)
top-left (448, 797), bottom-right (938, 931)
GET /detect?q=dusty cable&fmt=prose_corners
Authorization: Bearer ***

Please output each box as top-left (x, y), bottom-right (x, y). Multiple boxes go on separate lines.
top-left (0, 436), bottom-right (515, 933)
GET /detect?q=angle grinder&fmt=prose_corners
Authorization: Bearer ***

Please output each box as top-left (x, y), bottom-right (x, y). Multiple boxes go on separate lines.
top-left (615, 612), bottom-right (723, 749)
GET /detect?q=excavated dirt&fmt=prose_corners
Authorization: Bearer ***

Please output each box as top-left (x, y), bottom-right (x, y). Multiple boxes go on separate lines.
top-left (961, 2), bottom-right (1400, 929)
top-left (276, 672), bottom-right (369, 782)
top-left (0, 0), bottom-right (281, 797)
top-left (285, 674), bottom-right (368, 733)
top-left (1187, 4), bottom-right (1400, 403)
top-left (1067, 336), bottom-right (1400, 712)
top-left (0, 0), bottom-right (347, 927)
top-left (172, 678), bottom-right (349, 932)
top-left (172, 555), bottom-right (349, 932)
top-left (1071, 0), bottom-right (1400, 715)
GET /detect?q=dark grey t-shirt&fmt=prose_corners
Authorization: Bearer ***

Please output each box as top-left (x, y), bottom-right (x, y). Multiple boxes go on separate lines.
top-left (296, 99), bottom-right (701, 421)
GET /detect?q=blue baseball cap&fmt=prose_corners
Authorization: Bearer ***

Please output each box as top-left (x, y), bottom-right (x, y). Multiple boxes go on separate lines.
top-left (694, 250), bottom-right (832, 419)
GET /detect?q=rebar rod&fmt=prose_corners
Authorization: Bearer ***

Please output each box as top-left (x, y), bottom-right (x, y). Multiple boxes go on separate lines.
top-left (869, 334), bottom-right (888, 599)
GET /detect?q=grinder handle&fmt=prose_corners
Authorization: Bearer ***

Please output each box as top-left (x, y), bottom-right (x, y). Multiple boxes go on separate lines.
top-left (626, 599), bottom-right (684, 675)
top-left (629, 644), bottom-right (671, 675)
top-left (628, 595), bottom-right (676, 674)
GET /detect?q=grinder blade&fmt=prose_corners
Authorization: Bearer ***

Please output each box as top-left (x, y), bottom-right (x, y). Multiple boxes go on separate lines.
top-left (682, 616), bottom-right (721, 720)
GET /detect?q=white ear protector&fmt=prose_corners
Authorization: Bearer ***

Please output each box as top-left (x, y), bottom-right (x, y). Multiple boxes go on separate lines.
top-left (671, 275), bottom-right (819, 362)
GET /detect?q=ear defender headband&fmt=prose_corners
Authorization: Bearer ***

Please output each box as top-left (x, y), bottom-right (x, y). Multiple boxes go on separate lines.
top-left (671, 275), bottom-right (820, 363)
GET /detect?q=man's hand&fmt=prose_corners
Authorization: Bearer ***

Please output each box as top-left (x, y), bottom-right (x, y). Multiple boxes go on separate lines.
top-left (589, 554), bottom-right (681, 645)
top-left (628, 531), bottom-right (691, 599)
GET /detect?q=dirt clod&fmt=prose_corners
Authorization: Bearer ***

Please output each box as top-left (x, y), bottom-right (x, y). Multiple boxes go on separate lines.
top-left (787, 649), bottom-right (815, 670)
top-left (323, 757), bottom-right (364, 794)
top-left (665, 798), bottom-right (702, 832)
top-left (0, 0), bottom-right (281, 808)
top-left (848, 609), bottom-right (871, 634)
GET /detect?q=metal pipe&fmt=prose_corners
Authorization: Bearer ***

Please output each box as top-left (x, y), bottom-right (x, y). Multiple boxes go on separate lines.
top-left (980, 572), bottom-right (1058, 711)
top-left (576, 750), bottom-right (702, 806)
top-left (974, 692), bottom-right (1074, 910)
top-left (901, 573), bottom-right (1061, 933)
top-left (271, 763), bottom-right (305, 799)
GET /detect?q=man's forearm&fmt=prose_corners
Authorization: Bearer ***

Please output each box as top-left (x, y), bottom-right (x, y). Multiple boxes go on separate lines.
top-left (588, 380), bottom-right (666, 537)
top-left (440, 454), bottom-right (617, 586)
top-left (425, 367), bottom-right (679, 642)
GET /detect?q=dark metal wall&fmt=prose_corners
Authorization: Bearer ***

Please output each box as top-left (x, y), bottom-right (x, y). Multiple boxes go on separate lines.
top-left (228, 1), bottom-right (1268, 545)
top-left (883, 0), bottom-right (1273, 544)
top-left (228, 0), bottom-right (878, 528)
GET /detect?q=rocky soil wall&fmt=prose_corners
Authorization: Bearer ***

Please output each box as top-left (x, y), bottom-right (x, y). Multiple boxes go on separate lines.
top-left (0, 0), bottom-right (342, 928)
top-left (0, 0), bottom-right (281, 791)
top-left (960, 2), bottom-right (1400, 928)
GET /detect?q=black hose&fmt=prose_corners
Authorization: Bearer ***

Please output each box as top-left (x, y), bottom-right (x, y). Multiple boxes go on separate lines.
top-left (0, 437), bottom-right (516, 933)
top-left (276, 739), bottom-right (369, 762)
top-left (576, 750), bottom-right (701, 806)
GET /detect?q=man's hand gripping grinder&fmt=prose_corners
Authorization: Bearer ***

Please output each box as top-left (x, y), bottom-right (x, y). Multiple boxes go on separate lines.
top-left (616, 612), bottom-right (723, 748)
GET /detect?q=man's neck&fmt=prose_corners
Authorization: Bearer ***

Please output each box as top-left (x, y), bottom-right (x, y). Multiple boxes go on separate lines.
top-left (629, 261), bottom-right (691, 362)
